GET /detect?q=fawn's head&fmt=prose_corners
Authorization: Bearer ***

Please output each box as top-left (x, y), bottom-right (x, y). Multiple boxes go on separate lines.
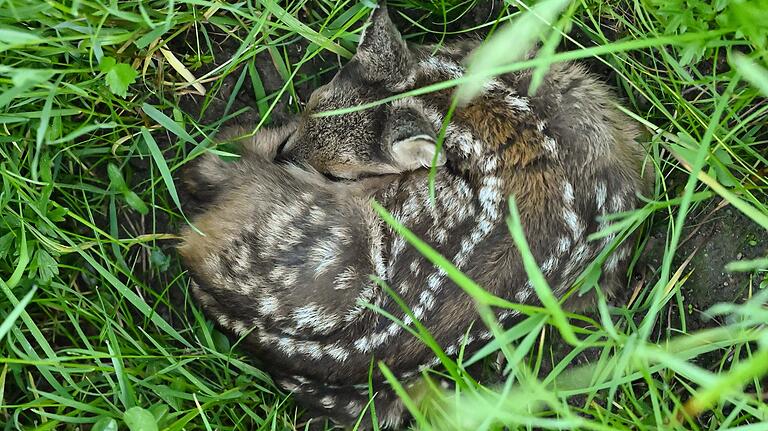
top-left (276, 4), bottom-right (445, 179)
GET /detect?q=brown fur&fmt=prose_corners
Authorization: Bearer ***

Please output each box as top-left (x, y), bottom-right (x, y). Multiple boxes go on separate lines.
top-left (178, 3), bottom-right (649, 429)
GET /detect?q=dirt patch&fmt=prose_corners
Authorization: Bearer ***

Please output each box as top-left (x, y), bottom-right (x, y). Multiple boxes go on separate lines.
top-left (645, 198), bottom-right (767, 333)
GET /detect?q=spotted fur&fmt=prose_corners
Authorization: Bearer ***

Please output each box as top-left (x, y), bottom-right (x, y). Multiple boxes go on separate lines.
top-left (178, 3), bottom-right (648, 429)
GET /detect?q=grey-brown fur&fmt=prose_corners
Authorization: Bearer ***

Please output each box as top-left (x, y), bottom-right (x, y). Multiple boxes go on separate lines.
top-left (178, 4), bottom-right (649, 429)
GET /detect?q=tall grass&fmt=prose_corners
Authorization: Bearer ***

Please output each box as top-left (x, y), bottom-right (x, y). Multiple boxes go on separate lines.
top-left (1, 0), bottom-right (766, 430)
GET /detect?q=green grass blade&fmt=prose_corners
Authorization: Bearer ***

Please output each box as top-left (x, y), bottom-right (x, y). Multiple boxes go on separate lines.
top-left (506, 197), bottom-right (578, 345)
top-left (0, 284), bottom-right (36, 342)
top-left (141, 126), bottom-right (201, 234)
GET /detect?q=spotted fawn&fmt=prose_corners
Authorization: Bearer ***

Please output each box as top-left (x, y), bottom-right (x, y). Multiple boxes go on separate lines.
top-left (178, 4), bottom-right (648, 428)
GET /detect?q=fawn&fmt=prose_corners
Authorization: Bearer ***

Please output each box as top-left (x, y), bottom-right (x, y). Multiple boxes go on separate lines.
top-left (178, 4), bottom-right (648, 428)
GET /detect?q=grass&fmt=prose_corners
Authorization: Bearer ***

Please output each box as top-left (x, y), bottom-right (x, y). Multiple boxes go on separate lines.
top-left (1, 0), bottom-right (767, 429)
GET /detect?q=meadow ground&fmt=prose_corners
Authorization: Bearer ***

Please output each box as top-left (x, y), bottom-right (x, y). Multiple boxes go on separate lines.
top-left (1, 0), bottom-right (767, 430)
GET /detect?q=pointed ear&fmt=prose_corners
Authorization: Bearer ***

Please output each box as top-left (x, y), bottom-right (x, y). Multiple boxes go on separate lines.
top-left (354, 2), bottom-right (413, 84)
top-left (391, 136), bottom-right (446, 170)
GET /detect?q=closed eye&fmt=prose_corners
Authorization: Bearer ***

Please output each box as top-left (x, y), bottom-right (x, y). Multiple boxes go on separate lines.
top-left (322, 171), bottom-right (380, 182)
top-left (322, 172), bottom-right (346, 182)
top-left (276, 134), bottom-right (291, 155)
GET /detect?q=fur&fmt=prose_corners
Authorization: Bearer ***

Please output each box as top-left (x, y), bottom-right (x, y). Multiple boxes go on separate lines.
top-left (178, 4), bottom-right (649, 429)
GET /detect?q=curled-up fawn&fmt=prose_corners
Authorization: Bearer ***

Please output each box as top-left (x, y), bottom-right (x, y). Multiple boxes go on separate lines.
top-left (178, 4), bottom-right (648, 428)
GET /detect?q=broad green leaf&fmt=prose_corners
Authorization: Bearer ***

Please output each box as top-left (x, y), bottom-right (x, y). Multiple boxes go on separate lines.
top-left (124, 191), bottom-right (149, 215)
top-left (149, 248), bottom-right (170, 271)
top-left (149, 403), bottom-right (169, 423)
top-left (99, 56), bottom-right (117, 73)
top-left (107, 163), bottom-right (128, 191)
top-left (124, 407), bottom-right (158, 431)
top-left (106, 63), bottom-right (138, 98)
top-left (92, 417), bottom-right (118, 431)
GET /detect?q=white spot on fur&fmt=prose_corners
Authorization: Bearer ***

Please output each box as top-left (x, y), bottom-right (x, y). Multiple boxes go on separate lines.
top-left (419, 56), bottom-right (464, 80)
top-left (595, 182), bottom-right (607, 211)
top-left (391, 97), bottom-right (425, 111)
top-left (542, 136), bottom-right (557, 155)
top-left (563, 181), bottom-right (575, 205)
top-left (333, 266), bottom-right (357, 290)
top-left (324, 344), bottom-right (350, 362)
top-left (563, 208), bottom-right (585, 239)
top-left (390, 68), bottom-right (418, 91)
top-left (354, 336), bottom-right (372, 353)
top-left (230, 320), bottom-right (249, 336)
top-left (380, 399), bottom-right (406, 429)
top-left (347, 281), bottom-right (377, 322)
top-left (611, 192), bottom-right (626, 212)
top-left (499, 310), bottom-right (520, 322)
top-left (258, 295), bottom-right (279, 315)
top-left (292, 303), bottom-right (339, 334)
top-left (310, 238), bottom-right (340, 278)
top-left (569, 243), bottom-right (591, 274)
top-left (479, 175), bottom-right (502, 217)
top-left (390, 236), bottom-right (406, 263)
top-left (409, 259), bottom-right (420, 275)
top-left (482, 79), bottom-right (504, 92)
top-left (369, 218), bottom-right (388, 280)
top-left (446, 123), bottom-right (482, 157)
top-left (345, 400), bottom-right (363, 416)
top-left (516, 283), bottom-right (532, 302)
top-left (541, 255), bottom-right (557, 273)
top-left (427, 273), bottom-right (442, 291)
top-left (296, 341), bottom-right (323, 359)
top-left (332, 225), bottom-right (352, 244)
top-left (216, 314), bottom-right (229, 328)
top-left (477, 219), bottom-right (494, 235)
top-left (422, 107), bottom-right (444, 131)
top-left (482, 156), bottom-right (498, 173)
top-left (399, 281), bottom-right (410, 294)
top-left (419, 290), bottom-right (436, 309)
top-left (274, 337), bottom-right (296, 356)
top-left (457, 178), bottom-right (473, 199)
top-left (434, 228), bottom-right (448, 244)
top-left (504, 93), bottom-right (531, 112)
top-left (308, 205), bottom-right (325, 224)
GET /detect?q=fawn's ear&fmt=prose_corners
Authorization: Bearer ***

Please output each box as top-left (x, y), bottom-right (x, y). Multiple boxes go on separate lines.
top-left (353, 2), bottom-right (413, 85)
top-left (391, 136), bottom-right (446, 170)
top-left (385, 100), bottom-right (446, 170)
